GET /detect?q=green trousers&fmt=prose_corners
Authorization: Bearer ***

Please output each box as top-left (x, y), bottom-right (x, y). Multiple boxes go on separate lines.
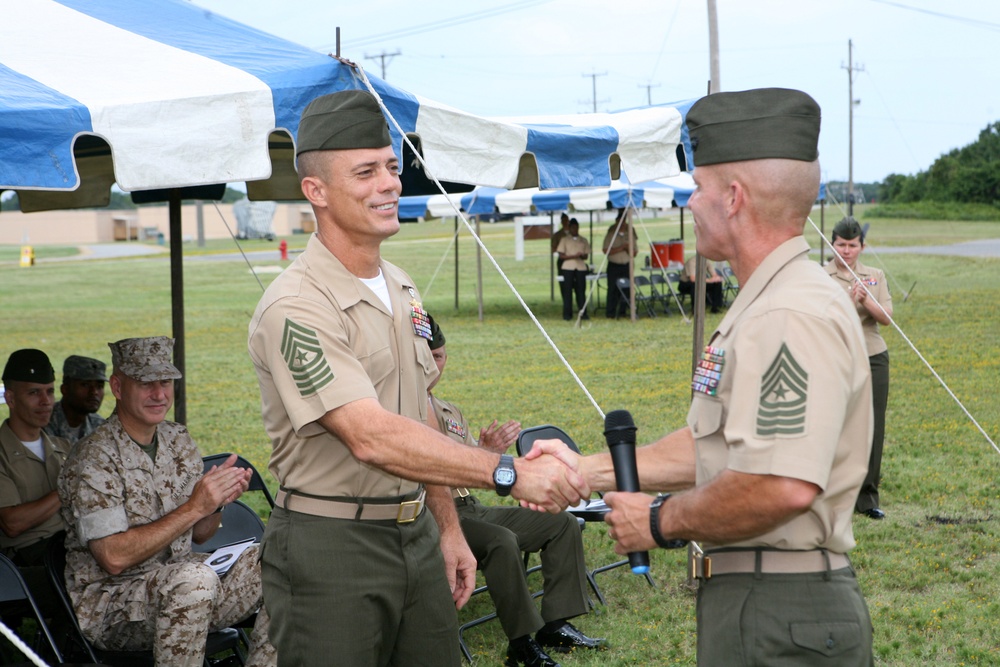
top-left (856, 350), bottom-right (890, 512)
top-left (696, 565), bottom-right (873, 666)
top-left (456, 496), bottom-right (590, 640)
top-left (261, 507), bottom-right (461, 667)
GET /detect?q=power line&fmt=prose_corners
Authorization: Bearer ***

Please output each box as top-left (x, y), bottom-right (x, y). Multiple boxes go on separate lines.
top-left (869, 0), bottom-right (1000, 31)
top-left (319, 0), bottom-right (551, 51)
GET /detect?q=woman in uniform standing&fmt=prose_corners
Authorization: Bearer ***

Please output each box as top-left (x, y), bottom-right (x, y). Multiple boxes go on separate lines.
top-left (826, 216), bottom-right (893, 519)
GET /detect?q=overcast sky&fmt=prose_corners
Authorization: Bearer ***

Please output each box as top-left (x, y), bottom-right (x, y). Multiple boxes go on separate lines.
top-left (193, 0), bottom-right (1000, 185)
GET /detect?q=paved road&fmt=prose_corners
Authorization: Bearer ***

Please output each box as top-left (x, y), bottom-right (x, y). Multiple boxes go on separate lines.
top-left (25, 238), bottom-right (1000, 264)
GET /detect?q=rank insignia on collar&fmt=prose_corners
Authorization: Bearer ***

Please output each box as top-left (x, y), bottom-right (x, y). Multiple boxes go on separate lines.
top-left (411, 300), bottom-right (432, 340)
top-left (691, 345), bottom-right (724, 396)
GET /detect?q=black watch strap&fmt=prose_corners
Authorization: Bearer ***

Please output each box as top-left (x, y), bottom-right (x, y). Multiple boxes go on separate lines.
top-left (649, 494), bottom-right (688, 549)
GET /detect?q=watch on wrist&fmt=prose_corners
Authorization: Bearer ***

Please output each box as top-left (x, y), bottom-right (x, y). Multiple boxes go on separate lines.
top-left (493, 454), bottom-right (517, 497)
top-left (649, 494), bottom-right (688, 549)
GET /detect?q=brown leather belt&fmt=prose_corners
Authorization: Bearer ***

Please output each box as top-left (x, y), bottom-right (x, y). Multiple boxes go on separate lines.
top-left (275, 488), bottom-right (426, 523)
top-left (699, 549), bottom-right (850, 580)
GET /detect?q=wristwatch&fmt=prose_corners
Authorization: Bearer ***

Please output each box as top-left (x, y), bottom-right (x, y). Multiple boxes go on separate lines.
top-left (649, 494), bottom-right (688, 549)
top-left (493, 454), bottom-right (517, 497)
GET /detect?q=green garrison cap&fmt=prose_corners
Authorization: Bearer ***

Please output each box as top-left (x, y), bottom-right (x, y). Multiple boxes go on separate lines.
top-left (108, 336), bottom-right (182, 382)
top-left (296, 90), bottom-right (392, 156)
top-left (3, 349), bottom-right (55, 384)
top-left (686, 88), bottom-right (821, 167)
top-left (63, 355), bottom-right (107, 381)
top-left (428, 314), bottom-right (446, 351)
top-left (832, 216), bottom-right (865, 241)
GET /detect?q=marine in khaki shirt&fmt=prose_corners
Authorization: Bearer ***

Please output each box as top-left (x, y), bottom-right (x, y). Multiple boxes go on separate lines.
top-left (526, 88), bottom-right (876, 666)
top-left (247, 89), bottom-right (588, 667)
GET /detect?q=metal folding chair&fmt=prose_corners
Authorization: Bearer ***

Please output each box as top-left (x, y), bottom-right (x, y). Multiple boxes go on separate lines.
top-left (515, 425), bottom-right (655, 606)
top-left (202, 453), bottom-right (275, 510)
top-left (0, 553), bottom-right (63, 665)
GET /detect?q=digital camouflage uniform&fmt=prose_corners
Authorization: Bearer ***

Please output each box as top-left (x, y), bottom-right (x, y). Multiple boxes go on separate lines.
top-left (44, 401), bottom-right (105, 445)
top-left (58, 414), bottom-right (275, 667)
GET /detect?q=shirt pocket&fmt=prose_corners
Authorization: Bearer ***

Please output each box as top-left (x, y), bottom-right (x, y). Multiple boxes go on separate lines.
top-left (360, 341), bottom-right (396, 390)
top-left (688, 393), bottom-right (724, 439)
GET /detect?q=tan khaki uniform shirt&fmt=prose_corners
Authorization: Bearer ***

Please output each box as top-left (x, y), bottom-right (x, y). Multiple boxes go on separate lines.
top-left (248, 233), bottom-right (437, 499)
top-left (682, 255), bottom-right (717, 283)
top-left (57, 415), bottom-right (206, 632)
top-left (825, 260), bottom-right (891, 356)
top-left (430, 394), bottom-right (476, 448)
top-left (687, 237), bottom-right (873, 554)
top-left (602, 223), bottom-right (637, 265)
top-left (0, 421), bottom-right (69, 555)
top-left (556, 234), bottom-right (591, 272)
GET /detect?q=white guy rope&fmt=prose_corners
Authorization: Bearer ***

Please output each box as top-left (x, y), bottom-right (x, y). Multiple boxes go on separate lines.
top-left (357, 67), bottom-right (606, 420)
top-left (0, 619), bottom-right (49, 667)
top-left (809, 215), bottom-right (998, 454)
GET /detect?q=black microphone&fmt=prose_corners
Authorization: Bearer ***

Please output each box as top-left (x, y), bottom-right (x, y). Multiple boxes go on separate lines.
top-left (604, 409), bottom-right (649, 574)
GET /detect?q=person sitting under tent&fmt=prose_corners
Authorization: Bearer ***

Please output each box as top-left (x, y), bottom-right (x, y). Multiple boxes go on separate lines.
top-left (426, 315), bottom-right (604, 667)
top-left (58, 336), bottom-right (275, 667)
top-left (678, 255), bottom-right (725, 313)
top-left (44, 355), bottom-right (107, 445)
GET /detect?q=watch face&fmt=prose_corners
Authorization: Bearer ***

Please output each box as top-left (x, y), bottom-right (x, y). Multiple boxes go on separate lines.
top-left (495, 469), bottom-right (516, 486)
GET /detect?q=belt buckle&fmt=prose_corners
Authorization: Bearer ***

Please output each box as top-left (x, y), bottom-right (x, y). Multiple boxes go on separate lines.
top-left (396, 492), bottom-right (424, 524)
top-left (454, 487), bottom-right (470, 498)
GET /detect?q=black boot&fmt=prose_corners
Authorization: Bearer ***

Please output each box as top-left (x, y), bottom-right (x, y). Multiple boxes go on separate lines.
top-left (505, 636), bottom-right (560, 667)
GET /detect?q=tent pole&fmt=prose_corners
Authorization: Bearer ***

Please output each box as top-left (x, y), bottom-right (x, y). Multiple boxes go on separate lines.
top-left (454, 216), bottom-right (459, 309)
top-left (820, 200), bottom-right (826, 265)
top-left (169, 190), bottom-right (186, 425)
top-left (476, 215), bottom-right (484, 322)
top-left (549, 212), bottom-right (555, 301)
top-left (679, 206), bottom-right (685, 241)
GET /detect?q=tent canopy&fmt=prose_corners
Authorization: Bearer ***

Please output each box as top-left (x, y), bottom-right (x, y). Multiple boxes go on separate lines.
top-left (1, 0), bottom-right (695, 213)
top-left (398, 175), bottom-right (696, 219)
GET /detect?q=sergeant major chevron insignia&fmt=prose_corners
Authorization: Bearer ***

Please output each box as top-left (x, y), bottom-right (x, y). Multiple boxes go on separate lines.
top-left (756, 342), bottom-right (808, 437)
top-left (281, 318), bottom-right (334, 397)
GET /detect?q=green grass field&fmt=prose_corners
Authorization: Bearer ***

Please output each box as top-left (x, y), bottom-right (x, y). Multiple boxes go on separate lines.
top-left (1, 207), bottom-right (998, 665)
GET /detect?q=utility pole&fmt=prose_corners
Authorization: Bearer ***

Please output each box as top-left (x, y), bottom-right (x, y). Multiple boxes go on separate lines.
top-left (638, 82), bottom-right (661, 106)
top-left (365, 49), bottom-right (401, 80)
top-left (842, 39), bottom-right (863, 215)
top-left (706, 0), bottom-right (720, 94)
top-left (582, 71), bottom-right (608, 112)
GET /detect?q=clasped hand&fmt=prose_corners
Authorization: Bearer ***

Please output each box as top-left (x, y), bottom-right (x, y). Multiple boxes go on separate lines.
top-left (515, 439), bottom-right (590, 513)
top-left (192, 453), bottom-right (252, 517)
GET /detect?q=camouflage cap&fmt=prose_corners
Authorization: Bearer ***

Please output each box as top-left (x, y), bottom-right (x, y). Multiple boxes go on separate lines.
top-left (296, 90), bottom-right (392, 157)
top-left (108, 336), bottom-right (182, 382)
top-left (63, 355), bottom-right (107, 381)
top-left (686, 88), bottom-right (821, 167)
top-left (428, 314), bottom-right (446, 351)
top-left (2, 349), bottom-right (55, 384)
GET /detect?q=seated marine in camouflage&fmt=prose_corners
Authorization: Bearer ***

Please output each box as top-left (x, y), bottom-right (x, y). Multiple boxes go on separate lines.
top-left (57, 336), bottom-right (276, 667)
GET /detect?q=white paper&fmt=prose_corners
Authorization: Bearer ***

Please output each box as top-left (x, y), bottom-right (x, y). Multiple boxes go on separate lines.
top-left (205, 538), bottom-right (256, 576)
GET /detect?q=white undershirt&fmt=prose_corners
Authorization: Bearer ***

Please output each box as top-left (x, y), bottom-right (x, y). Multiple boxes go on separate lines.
top-left (359, 269), bottom-right (393, 314)
top-left (22, 437), bottom-right (45, 461)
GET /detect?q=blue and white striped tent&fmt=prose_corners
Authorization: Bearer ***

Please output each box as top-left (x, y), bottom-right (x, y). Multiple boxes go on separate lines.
top-left (398, 173), bottom-right (696, 219)
top-left (1, 0), bottom-right (694, 213)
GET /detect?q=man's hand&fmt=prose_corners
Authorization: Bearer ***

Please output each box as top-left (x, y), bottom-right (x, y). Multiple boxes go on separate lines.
top-left (510, 441), bottom-right (589, 513)
top-left (439, 522), bottom-right (477, 609)
top-left (603, 491), bottom-right (656, 555)
top-left (478, 419), bottom-right (521, 454)
top-left (191, 453), bottom-right (251, 517)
